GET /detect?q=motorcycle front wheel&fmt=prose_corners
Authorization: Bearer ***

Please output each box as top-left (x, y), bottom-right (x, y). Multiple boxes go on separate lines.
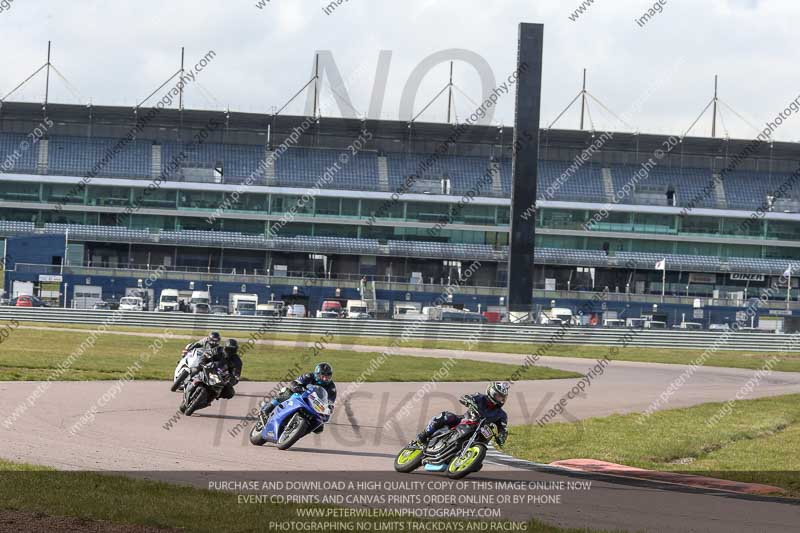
top-left (276, 413), bottom-right (309, 450)
top-left (249, 418), bottom-right (267, 446)
top-left (184, 387), bottom-right (208, 416)
top-left (447, 443), bottom-right (486, 479)
top-left (394, 446), bottom-right (424, 473)
top-left (171, 369), bottom-right (189, 392)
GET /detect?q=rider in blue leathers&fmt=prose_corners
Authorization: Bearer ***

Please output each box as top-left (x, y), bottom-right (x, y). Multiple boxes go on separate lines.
top-left (260, 362), bottom-right (337, 431)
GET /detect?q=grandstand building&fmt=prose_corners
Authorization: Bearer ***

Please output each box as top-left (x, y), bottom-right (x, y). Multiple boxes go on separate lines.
top-left (1, 100), bottom-right (800, 324)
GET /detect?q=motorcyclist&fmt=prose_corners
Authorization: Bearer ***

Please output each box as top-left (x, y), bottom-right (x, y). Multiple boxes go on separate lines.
top-left (201, 339), bottom-right (242, 400)
top-left (260, 362), bottom-right (337, 429)
top-left (416, 381), bottom-right (510, 447)
top-left (182, 331), bottom-right (222, 359)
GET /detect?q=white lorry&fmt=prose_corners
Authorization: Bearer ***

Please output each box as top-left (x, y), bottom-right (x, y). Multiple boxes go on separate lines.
top-left (393, 302), bottom-right (422, 319)
top-left (230, 293), bottom-right (258, 316)
top-left (256, 300), bottom-right (285, 317)
top-left (119, 296), bottom-right (145, 311)
top-left (190, 290), bottom-right (211, 313)
top-left (286, 304), bottom-right (307, 318)
top-left (346, 299), bottom-right (370, 319)
top-left (539, 307), bottom-right (574, 326)
top-left (158, 289), bottom-right (181, 312)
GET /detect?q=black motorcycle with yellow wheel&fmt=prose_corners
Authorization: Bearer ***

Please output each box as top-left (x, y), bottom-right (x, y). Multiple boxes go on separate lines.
top-left (394, 415), bottom-right (500, 480)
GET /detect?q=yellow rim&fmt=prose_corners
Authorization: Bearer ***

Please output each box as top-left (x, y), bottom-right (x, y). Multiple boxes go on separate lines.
top-left (396, 448), bottom-right (422, 465)
top-left (448, 446), bottom-right (481, 473)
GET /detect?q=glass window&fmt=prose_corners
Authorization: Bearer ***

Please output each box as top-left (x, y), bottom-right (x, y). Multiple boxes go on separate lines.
top-left (540, 235), bottom-right (584, 249)
top-left (43, 183), bottom-right (83, 205)
top-left (626, 238), bottom-right (673, 254)
top-left (89, 186), bottom-right (130, 207)
top-left (341, 198), bottom-right (358, 216)
top-left (42, 210), bottom-right (84, 224)
top-left (127, 215), bottom-right (173, 230)
top-left (765, 246), bottom-right (800, 260)
top-left (720, 244), bottom-right (761, 258)
top-left (273, 222), bottom-right (312, 237)
top-left (406, 202), bottom-right (449, 223)
top-left (136, 188), bottom-right (176, 209)
top-left (362, 199), bottom-right (402, 220)
top-left (0, 209), bottom-right (38, 223)
top-left (315, 197), bottom-right (340, 216)
top-left (179, 190), bottom-right (224, 210)
top-left (270, 195), bottom-right (283, 214)
top-left (496, 206), bottom-right (510, 225)
top-left (314, 223), bottom-right (358, 238)
top-left (633, 213), bottom-right (674, 233)
top-left (178, 216), bottom-right (220, 231)
top-left (674, 241), bottom-right (719, 256)
top-left (766, 221), bottom-right (800, 241)
top-left (722, 217), bottom-right (762, 238)
top-left (541, 209), bottom-right (585, 230)
top-left (0, 181), bottom-right (39, 202)
top-left (458, 204), bottom-right (496, 225)
top-left (272, 195), bottom-right (311, 216)
top-left (681, 216), bottom-right (719, 235)
top-left (223, 219), bottom-right (265, 235)
top-left (361, 224), bottom-right (395, 241)
top-left (232, 193), bottom-right (267, 212)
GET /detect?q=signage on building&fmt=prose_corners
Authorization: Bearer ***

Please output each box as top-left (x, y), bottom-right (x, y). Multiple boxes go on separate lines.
top-left (688, 273), bottom-right (716, 284)
top-left (39, 275), bottom-right (63, 282)
top-left (730, 273), bottom-right (765, 282)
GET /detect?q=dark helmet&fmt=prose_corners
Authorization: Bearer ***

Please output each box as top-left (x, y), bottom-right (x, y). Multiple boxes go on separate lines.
top-left (314, 362), bottom-right (333, 384)
top-left (208, 331), bottom-right (221, 347)
top-left (224, 339), bottom-right (239, 358)
top-left (486, 381), bottom-right (509, 407)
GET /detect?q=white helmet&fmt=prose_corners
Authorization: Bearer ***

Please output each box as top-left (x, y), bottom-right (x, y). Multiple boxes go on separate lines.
top-left (487, 381), bottom-right (510, 406)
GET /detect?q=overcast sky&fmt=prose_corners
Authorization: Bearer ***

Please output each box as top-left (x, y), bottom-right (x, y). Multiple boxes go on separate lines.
top-left (1, 0), bottom-right (797, 141)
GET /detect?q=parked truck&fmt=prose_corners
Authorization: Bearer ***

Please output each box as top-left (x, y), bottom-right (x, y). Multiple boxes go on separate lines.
top-left (256, 300), bottom-right (285, 317)
top-left (230, 293), bottom-right (258, 316)
top-left (422, 306), bottom-right (485, 323)
top-left (345, 299), bottom-right (370, 319)
top-left (393, 302), bottom-right (422, 320)
top-left (538, 307), bottom-right (574, 326)
top-left (158, 289), bottom-right (181, 312)
top-left (190, 290), bottom-right (211, 313)
top-left (119, 296), bottom-right (145, 311)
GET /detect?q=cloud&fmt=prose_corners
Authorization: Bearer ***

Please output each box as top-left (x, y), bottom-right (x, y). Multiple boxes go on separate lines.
top-left (0, 0), bottom-right (794, 140)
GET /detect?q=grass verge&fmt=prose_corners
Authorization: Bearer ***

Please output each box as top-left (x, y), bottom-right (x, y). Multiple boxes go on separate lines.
top-left (10, 320), bottom-right (800, 373)
top-left (0, 326), bottom-right (576, 382)
top-left (0, 460), bottom-right (614, 533)
top-left (504, 393), bottom-right (800, 496)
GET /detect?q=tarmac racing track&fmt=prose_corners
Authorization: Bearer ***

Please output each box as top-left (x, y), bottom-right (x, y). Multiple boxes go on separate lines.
top-left (1, 345), bottom-right (800, 532)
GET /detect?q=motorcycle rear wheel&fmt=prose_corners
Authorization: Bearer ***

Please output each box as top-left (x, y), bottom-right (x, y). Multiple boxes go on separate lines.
top-left (394, 446), bottom-right (424, 473)
top-left (184, 387), bottom-right (208, 416)
top-left (446, 443), bottom-right (486, 479)
top-left (276, 414), bottom-right (309, 450)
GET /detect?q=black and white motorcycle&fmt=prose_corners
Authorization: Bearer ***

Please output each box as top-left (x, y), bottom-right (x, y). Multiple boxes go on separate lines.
top-left (171, 347), bottom-right (205, 392)
top-left (180, 360), bottom-right (232, 416)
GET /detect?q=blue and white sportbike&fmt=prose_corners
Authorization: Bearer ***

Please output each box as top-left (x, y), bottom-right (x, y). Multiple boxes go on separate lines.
top-left (249, 384), bottom-right (332, 450)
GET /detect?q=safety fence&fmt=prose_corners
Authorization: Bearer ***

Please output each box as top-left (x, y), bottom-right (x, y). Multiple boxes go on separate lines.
top-left (0, 307), bottom-right (797, 352)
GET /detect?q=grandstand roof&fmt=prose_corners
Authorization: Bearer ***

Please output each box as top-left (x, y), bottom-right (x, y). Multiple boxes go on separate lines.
top-left (0, 100), bottom-right (796, 163)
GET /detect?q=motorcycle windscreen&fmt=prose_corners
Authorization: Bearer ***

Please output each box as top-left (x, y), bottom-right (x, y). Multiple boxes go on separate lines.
top-left (306, 386), bottom-right (331, 417)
